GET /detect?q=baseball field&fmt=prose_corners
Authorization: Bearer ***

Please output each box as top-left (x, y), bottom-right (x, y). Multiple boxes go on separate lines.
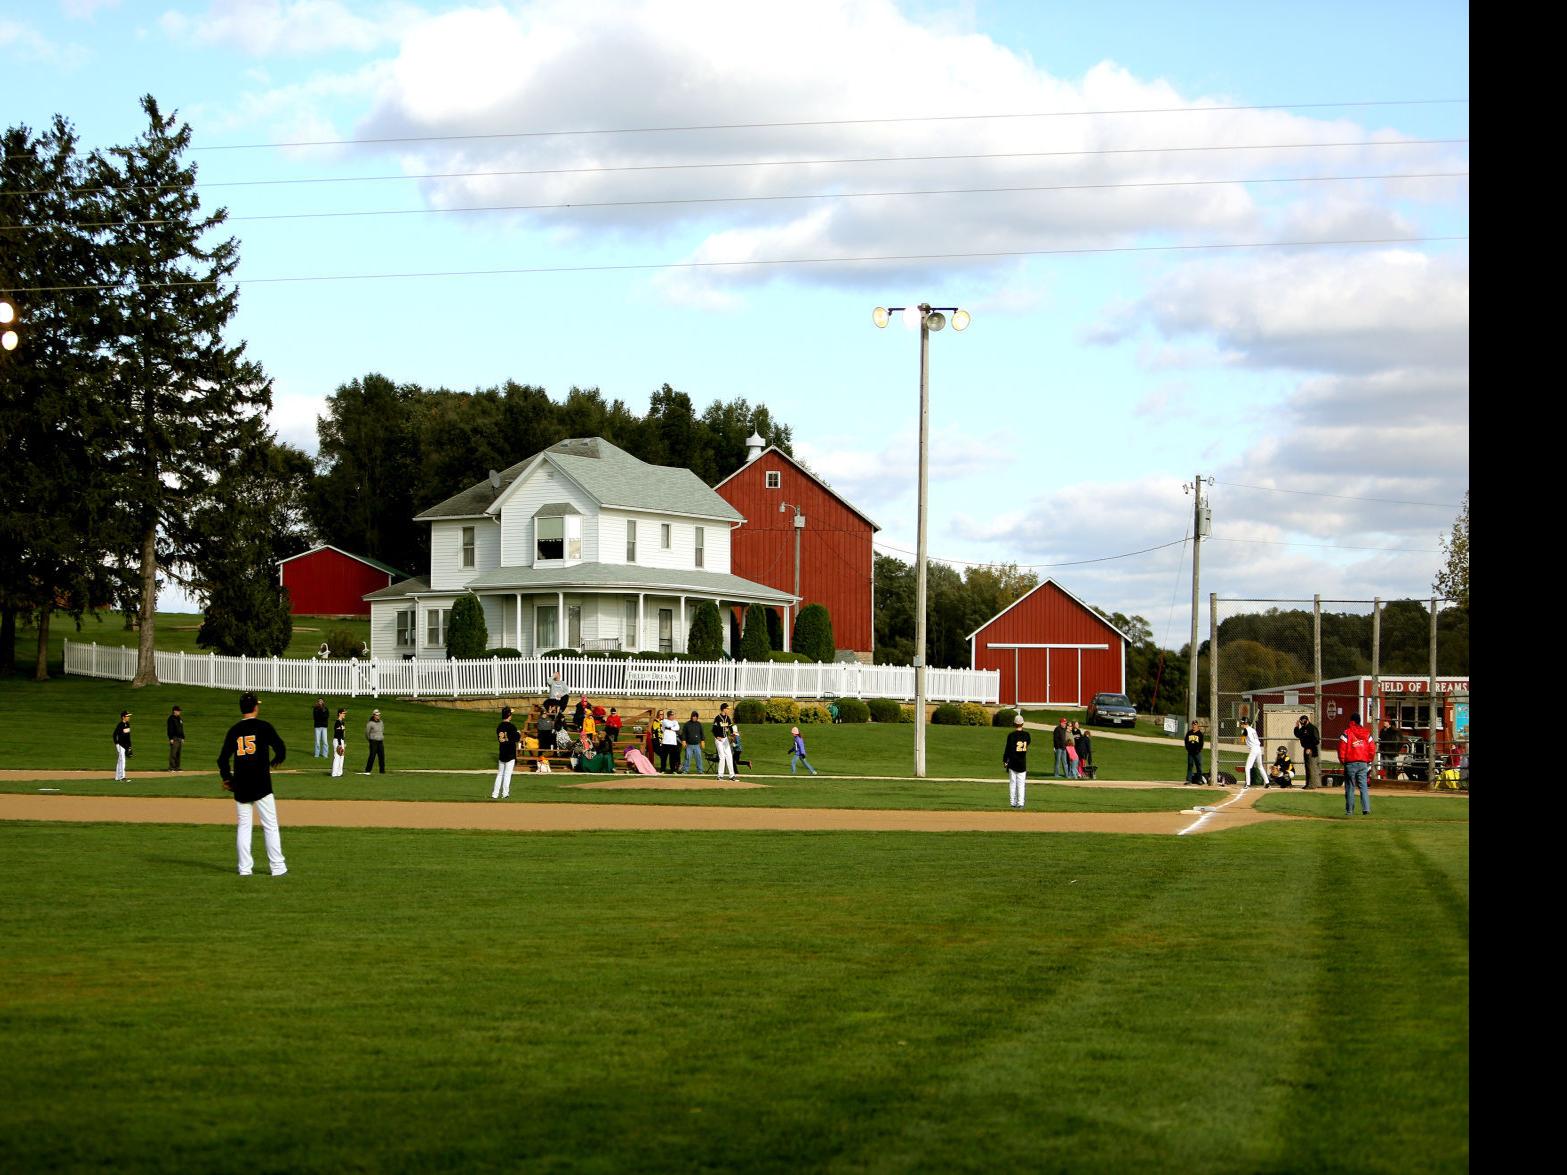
top-left (0, 676), bottom-right (1469, 1171)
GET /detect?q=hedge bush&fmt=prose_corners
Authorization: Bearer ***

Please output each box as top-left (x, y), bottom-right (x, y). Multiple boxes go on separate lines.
top-left (931, 703), bottom-right (963, 725)
top-left (835, 698), bottom-right (871, 723)
top-left (325, 628), bottom-right (364, 658)
top-left (687, 600), bottom-right (724, 661)
top-left (582, 649), bottom-right (633, 659)
top-left (482, 647), bottom-right (523, 659)
top-left (798, 703), bottom-right (829, 724)
top-left (764, 697), bottom-right (800, 724)
top-left (900, 705), bottom-right (916, 723)
top-left (540, 648), bottom-right (580, 658)
top-left (767, 650), bottom-right (812, 664)
top-left (734, 699), bottom-right (767, 725)
top-left (959, 703), bottom-right (990, 726)
top-left (867, 698), bottom-right (904, 723)
top-left (445, 595), bottom-right (489, 660)
top-left (741, 603), bottom-right (772, 663)
top-left (793, 604), bottom-right (835, 664)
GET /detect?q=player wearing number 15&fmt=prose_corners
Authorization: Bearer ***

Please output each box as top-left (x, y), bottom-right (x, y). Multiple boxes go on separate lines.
top-left (217, 692), bottom-right (288, 877)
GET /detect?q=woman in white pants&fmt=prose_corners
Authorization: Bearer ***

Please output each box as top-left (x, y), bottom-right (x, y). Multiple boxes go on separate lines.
top-left (330, 708), bottom-right (347, 777)
top-left (1241, 719), bottom-right (1264, 788)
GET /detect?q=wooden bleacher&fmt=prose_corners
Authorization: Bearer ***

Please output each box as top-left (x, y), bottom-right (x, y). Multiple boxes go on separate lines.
top-left (515, 702), bottom-right (657, 774)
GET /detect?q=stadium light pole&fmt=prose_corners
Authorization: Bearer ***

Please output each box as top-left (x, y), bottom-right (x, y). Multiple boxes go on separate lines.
top-left (873, 303), bottom-right (971, 778)
top-left (0, 297), bottom-right (18, 352)
top-left (778, 500), bottom-right (804, 649)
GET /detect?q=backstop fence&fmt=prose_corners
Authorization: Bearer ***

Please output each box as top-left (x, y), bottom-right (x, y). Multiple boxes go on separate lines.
top-left (1203, 595), bottom-right (1469, 785)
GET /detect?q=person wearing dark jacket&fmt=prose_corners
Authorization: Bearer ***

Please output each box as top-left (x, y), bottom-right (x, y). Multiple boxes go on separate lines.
top-left (492, 705), bottom-right (521, 800)
top-left (1052, 719), bottom-right (1069, 778)
top-left (1184, 721), bottom-right (1206, 785)
top-left (312, 699), bottom-right (329, 758)
top-left (680, 711), bottom-right (706, 774)
top-left (113, 711), bottom-right (132, 781)
top-left (1378, 719), bottom-right (1402, 780)
top-left (167, 706), bottom-right (185, 771)
top-left (1295, 714), bottom-right (1322, 789)
top-left (217, 692), bottom-right (288, 877)
top-left (1074, 725), bottom-right (1094, 779)
top-left (1002, 712), bottom-right (1032, 808)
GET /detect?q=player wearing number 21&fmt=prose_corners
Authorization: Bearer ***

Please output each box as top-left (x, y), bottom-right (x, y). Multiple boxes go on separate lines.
top-left (217, 692), bottom-right (289, 877)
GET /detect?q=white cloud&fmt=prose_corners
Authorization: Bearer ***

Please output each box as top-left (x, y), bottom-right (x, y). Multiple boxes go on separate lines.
top-left (160, 0), bottom-right (423, 56)
top-left (61, 0), bottom-right (122, 18)
top-left (1, 20), bottom-right (91, 67)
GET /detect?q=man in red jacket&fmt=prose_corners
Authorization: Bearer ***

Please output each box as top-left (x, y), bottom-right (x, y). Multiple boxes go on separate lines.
top-left (1338, 711), bottom-right (1375, 816)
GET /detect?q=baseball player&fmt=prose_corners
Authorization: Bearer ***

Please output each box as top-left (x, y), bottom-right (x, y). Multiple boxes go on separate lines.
top-left (1003, 711), bottom-right (1032, 808)
top-left (1240, 718), bottom-right (1264, 789)
top-left (330, 707), bottom-right (347, 778)
top-left (492, 705), bottom-right (521, 800)
top-left (112, 710), bottom-right (132, 780)
top-left (217, 692), bottom-right (288, 877)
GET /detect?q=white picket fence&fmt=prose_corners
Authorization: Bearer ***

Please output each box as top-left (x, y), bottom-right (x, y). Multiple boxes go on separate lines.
top-left (63, 640), bottom-right (1000, 704)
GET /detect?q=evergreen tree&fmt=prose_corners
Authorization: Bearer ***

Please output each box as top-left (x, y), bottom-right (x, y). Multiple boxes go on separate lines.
top-left (1434, 491), bottom-right (1469, 610)
top-left (740, 602), bottom-right (772, 662)
top-left (0, 117), bottom-right (117, 679)
top-left (198, 581), bottom-right (293, 656)
top-left (446, 595), bottom-right (489, 660)
top-left (765, 607), bottom-right (784, 652)
top-left (94, 96), bottom-right (271, 686)
top-left (687, 600), bottom-right (724, 660)
top-left (793, 603), bottom-right (836, 663)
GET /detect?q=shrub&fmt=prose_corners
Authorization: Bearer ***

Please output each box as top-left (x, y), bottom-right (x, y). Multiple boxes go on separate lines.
top-left (446, 595), bottom-right (489, 660)
top-left (582, 649), bottom-right (632, 659)
top-left (734, 699), bottom-right (767, 725)
top-left (960, 703), bottom-right (991, 726)
top-left (793, 603), bottom-right (835, 663)
top-left (541, 648), bottom-right (580, 658)
top-left (765, 608), bottom-right (784, 651)
top-left (325, 628), bottom-right (364, 658)
top-left (198, 582), bottom-right (292, 657)
top-left (931, 703), bottom-right (963, 725)
top-left (764, 697), bottom-right (800, 724)
top-left (686, 600), bottom-right (724, 661)
top-left (767, 650), bottom-right (812, 664)
top-left (835, 698), bottom-right (871, 723)
top-left (482, 647), bottom-right (523, 659)
top-left (741, 603), bottom-right (771, 662)
top-left (899, 705), bottom-right (916, 723)
top-left (992, 707), bottom-right (1022, 726)
top-left (867, 698), bottom-right (903, 723)
top-left (798, 703), bottom-right (829, 724)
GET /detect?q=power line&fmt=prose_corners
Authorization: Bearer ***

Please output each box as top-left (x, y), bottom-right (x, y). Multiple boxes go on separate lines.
top-left (9, 234), bottom-right (1470, 294)
top-left (1212, 480), bottom-right (1462, 508)
top-left (4, 171), bottom-right (1468, 234)
top-left (0, 138), bottom-right (1470, 198)
top-left (874, 537), bottom-right (1190, 569)
top-left (189, 99), bottom-right (1471, 152)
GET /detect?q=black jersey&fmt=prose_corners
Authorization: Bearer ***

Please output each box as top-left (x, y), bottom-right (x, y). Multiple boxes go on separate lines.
top-left (496, 721), bottom-right (521, 763)
top-left (333, 719), bottom-right (346, 742)
top-left (218, 717), bottom-right (287, 804)
top-left (1003, 728), bottom-right (1031, 771)
top-left (712, 713), bottom-right (734, 741)
top-left (113, 721), bottom-right (132, 750)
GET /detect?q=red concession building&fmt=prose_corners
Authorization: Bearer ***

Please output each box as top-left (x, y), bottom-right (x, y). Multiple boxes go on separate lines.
top-left (277, 545), bottom-right (405, 618)
top-left (968, 579), bottom-right (1130, 708)
top-left (715, 439), bottom-right (878, 658)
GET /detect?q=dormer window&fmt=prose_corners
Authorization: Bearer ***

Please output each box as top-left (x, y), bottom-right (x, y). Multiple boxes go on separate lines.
top-left (535, 507), bottom-right (582, 561)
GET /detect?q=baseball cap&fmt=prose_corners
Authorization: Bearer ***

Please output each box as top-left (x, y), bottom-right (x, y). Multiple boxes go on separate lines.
top-left (1014, 712), bottom-right (1026, 725)
top-left (239, 692), bottom-right (258, 713)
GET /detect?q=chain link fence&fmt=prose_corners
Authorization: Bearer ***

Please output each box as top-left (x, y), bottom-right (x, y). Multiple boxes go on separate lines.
top-left (1201, 596), bottom-right (1469, 787)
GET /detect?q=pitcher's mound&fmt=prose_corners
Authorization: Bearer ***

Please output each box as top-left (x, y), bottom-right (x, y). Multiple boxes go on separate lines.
top-left (567, 777), bottom-right (768, 790)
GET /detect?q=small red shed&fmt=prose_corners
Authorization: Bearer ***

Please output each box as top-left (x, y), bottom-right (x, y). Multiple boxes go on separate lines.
top-left (715, 441), bottom-right (879, 657)
top-left (968, 579), bottom-right (1129, 707)
top-left (277, 545), bottom-right (404, 618)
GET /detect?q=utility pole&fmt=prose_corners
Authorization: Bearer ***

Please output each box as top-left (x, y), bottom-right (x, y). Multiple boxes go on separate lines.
top-left (779, 501), bottom-right (805, 649)
top-left (1184, 475), bottom-right (1211, 727)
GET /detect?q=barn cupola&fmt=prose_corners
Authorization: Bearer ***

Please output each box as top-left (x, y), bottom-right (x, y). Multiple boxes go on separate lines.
top-left (744, 432), bottom-right (765, 463)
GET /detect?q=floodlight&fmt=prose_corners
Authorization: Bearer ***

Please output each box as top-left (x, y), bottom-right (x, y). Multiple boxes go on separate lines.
top-left (0, 300), bottom-right (14, 324)
top-left (950, 309), bottom-right (971, 332)
top-left (925, 311), bottom-right (946, 332)
top-left (872, 306), bottom-right (891, 328)
top-left (902, 304), bottom-right (923, 330)
top-left (1, 330), bottom-right (16, 351)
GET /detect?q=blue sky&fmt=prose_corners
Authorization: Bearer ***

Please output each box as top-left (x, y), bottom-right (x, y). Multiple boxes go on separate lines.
top-left (5, 1), bottom-right (1469, 639)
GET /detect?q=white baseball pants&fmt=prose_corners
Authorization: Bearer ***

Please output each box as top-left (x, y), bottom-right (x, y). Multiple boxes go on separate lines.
top-left (236, 794), bottom-right (286, 876)
top-left (1009, 769), bottom-right (1027, 808)
top-left (492, 759), bottom-right (515, 799)
top-left (115, 746), bottom-right (126, 780)
top-left (1243, 746), bottom-right (1264, 787)
top-left (331, 740), bottom-right (345, 777)
top-left (715, 738), bottom-right (735, 779)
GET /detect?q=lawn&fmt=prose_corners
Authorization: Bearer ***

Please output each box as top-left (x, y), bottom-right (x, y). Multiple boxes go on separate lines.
top-left (0, 817), bottom-right (1470, 1171)
top-left (10, 610), bottom-right (371, 676)
top-left (0, 675), bottom-right (1240, 785)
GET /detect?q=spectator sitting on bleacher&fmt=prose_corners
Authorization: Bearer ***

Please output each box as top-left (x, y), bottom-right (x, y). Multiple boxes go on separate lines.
top-left (555, 726), bottom-right (574, 751)
top-left (572, 698), bottom-right (589, 732)
top-left (545, 673), bottom-right (569, 717)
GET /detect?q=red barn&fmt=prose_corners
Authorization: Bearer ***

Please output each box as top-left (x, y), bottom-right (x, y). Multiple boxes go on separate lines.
top-left (277, 545), bottom-right (404, 618)
top-left (968, 579), bottom-right (1129, 707)
top-left (715, 441), bottom-right (878, 658)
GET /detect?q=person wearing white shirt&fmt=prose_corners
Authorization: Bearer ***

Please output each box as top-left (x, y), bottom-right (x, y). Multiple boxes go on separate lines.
top-left (1241, 718), bottom-right (1264, 789)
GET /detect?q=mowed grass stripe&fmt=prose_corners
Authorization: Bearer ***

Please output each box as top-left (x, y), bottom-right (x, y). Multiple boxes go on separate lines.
top-left (0, 821), bottom-right (1467, 1172)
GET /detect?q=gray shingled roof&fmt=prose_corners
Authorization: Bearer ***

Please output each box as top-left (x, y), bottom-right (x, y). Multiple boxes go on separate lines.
top-left (533, 501), bottom-right (581, 517)
top-left (412, 438), bottom-right (743, 523)
top-left (363, 576), bottom-right (431, 602)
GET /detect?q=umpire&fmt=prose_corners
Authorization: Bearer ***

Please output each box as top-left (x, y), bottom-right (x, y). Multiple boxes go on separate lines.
top-left (1295, 713), bottom-right (1322, 790)
top-left (217, 692), bottom-right (288, 877)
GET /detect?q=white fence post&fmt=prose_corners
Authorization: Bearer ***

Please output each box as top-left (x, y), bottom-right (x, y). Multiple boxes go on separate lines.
top-left (349, 657), bottom-right (357, 698)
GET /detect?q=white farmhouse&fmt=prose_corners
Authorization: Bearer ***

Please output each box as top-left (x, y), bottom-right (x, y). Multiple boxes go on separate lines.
top-left (365, 437), bottom-right (796, 658)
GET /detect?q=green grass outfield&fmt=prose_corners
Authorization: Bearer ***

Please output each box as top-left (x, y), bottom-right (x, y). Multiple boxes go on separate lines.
top-left (0, 675), bottom-right (1242, 784)
top-left (0, 814), bottom-right (1469, 1172)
